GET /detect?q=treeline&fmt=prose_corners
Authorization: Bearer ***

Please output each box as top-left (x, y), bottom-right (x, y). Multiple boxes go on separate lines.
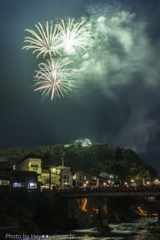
top-left (0, 141), bottom-right (158, 183)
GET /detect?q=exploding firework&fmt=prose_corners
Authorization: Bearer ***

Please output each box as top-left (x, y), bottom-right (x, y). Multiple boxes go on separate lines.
top-left (58, 18), bottom-right (91, 54)
top-left (34, 58), bottom-right (75, 101)
top-left (22, 21), bottom-right (61, 59)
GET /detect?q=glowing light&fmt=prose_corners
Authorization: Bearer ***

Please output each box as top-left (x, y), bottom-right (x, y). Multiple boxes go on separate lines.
top-left (22, 21), bottom-right (61, 58)
top-left (124, 182), bottom-right (127, 185)
top-left (34, 58), bottom-right (75, 101)
top-left (82, 198), bottom-right (87, 211)
top-left (58, 18), bottom-right (91, 54)
top-left (86, 181), bottom-right (89, 184)
top-left (131, 179), bottom-right (134, 182)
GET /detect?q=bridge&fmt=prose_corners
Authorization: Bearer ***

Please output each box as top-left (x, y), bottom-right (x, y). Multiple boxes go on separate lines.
top-left (56, 187), bottom-right (160, 229)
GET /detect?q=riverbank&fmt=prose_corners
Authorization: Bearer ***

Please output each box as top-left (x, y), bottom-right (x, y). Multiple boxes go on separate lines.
top-left (0, 189), bottom-right (158, 238)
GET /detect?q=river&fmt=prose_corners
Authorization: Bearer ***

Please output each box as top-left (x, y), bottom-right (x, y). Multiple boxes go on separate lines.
top-left (20, 218), bottom-right (157, 240)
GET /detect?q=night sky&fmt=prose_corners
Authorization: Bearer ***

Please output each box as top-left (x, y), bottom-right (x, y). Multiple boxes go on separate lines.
top-left (0, 0), bottom-right (160, 174)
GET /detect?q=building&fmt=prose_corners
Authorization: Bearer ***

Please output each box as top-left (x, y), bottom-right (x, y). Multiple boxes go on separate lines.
top-left (41, 166), bottom-right (73, 190)
top-left (0, 161), bottom-right (12, 192)
top-left (11, 170), bottom-right (39, 190)
top-left (0, 158), bottom-right (20, 170)
top-left (16, 157), bottom-right (42, 182)
top-left (0, 160), bottom-right (39, 192)
top-left (57, 166), bottom-right (73, 187)
top-left (73, 170), bottom-right (109, 187)
top-left (99, 172), bottom-right (119, 184)
top-left (15, 157), bottom-right (73, 189)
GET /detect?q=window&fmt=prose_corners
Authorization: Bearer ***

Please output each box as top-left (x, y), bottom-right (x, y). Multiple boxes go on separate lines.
top-left (31, 164), bottom-right (38, 170)
top-left (29, 183), bottom-right (37, 189)
top-left (2, 180), bottom-right (10, 185)
top-left (64, 175), bottom-right (66, 179)
top-left (0, 180), bottom-right (9, 185)
top-left (44, 178), bottom-right (49, 184)
top-left (92, 177), bottom-right (97, 181)
top-left (84, 176), bottom-right (86, 180)
top-left (13, 182), bottom-right (21, 187)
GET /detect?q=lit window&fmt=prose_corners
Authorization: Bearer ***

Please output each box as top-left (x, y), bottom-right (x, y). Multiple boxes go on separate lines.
top-left (13, 182), bottom-right (21, 187)
top-left (92, 177), bottom-right (97, 180)
top-left (31, 164), bottom-right (38, 170)
top-left (110, 175), bottom-right (114, 178)
top-left (84, 176), bottom-right (86, 180)
top-left (3, 180), bottom-right (10, 185)
top-left (29, 183), bottom-right (37, 189)
top-left (0, 180), bottom-right (2, 185)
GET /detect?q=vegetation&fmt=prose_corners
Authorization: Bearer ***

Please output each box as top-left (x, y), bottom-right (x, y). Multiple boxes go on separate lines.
top-left (0, 141), bottom-right (158, 183)
top-left (144, 234), bottom-right (160, 240)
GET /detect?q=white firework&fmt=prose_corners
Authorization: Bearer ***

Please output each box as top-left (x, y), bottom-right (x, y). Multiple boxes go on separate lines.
top-left (34, 58), bottom-right (75, 101)
top-left (57, 18), bottom-right (91, 54)
top-left (22, 21), bottom-right (61, 58)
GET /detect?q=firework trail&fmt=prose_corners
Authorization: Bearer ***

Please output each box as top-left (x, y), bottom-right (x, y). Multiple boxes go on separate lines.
top-left (22, 21), bottom-right (61, 59)
top-left (22, 18), bottom-right (91, 102)
top-left (34, 58), bottom-right (75, 101)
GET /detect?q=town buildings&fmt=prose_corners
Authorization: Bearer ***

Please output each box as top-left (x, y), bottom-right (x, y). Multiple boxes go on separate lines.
top-left (73, 170), bottom-right (119, 187)
top-left (0, 157), bottom-right (119, 192)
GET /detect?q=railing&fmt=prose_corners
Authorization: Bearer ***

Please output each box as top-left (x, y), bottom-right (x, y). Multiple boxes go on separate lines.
top-left (55, 185), bottom-right (160, 194)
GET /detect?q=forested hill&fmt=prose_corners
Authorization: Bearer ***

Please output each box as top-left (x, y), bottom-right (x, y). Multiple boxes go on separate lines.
top-left (0, 142), bottom-right (158, 183)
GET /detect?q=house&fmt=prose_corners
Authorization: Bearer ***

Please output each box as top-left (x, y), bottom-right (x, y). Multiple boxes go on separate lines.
top-left (16, 157), bottom-right (42, 182)
top-left (99, 172), bottom-right (119, 184)
top-left (0, 160), bottom-right (39, 192)
top-left (73, 170), bottom-right (109, 187)
top-left (57, 166), bottom-right (73, 187)
top-left (41, 166), bottom-right (73, 190)
top-left (0, 161), bottom-right (12, 192)
top-left (41, 167), bottom-right (61, 189)
top-left (15, 157), bottom-right (73, 189)
top-left (11, 170), bottom-right (39, 191)
top-left (0, 158), bottom-right (20, 170)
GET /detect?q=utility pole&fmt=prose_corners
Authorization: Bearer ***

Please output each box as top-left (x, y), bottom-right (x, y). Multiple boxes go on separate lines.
top-left (61, 146), bottom-right (66, 188)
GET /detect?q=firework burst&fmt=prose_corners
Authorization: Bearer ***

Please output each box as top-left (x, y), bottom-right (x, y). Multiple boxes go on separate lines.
top-left (58, 18), bottom-right (91, 54)
top-left (22, 21), bottom-right (61, 58)
top-left (34, 58), bottom-right (75, 101)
